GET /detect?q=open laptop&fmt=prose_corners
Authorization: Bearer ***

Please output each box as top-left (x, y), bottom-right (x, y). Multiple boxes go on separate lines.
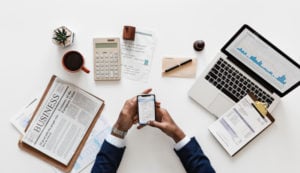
top-left (188, 24), bottom-right (300, 117)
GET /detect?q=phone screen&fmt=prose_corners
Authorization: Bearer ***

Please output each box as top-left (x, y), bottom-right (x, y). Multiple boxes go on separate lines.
top-left (137, 94), bottom-right (156, 124)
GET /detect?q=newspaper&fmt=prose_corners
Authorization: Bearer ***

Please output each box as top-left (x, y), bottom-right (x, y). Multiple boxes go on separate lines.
top-left (54, 116), bottom-right (111, 173)
top-left (22, 77), bottom-right (104, 166)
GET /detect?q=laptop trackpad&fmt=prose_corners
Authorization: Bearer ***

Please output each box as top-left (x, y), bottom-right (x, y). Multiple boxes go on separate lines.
top-left (208, 94), bottom-right (234, 117)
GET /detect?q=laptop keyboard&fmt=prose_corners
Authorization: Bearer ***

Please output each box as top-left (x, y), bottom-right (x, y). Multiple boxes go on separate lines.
top-left (205, 58), bottom-right (274, 106)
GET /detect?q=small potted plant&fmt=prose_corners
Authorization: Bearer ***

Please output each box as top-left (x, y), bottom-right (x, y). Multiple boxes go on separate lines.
top-left (52, 26), bottom-right (74, 47)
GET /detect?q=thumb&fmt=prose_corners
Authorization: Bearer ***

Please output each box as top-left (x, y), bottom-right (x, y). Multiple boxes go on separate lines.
top-left (148, 120), bottom-right (164, 130)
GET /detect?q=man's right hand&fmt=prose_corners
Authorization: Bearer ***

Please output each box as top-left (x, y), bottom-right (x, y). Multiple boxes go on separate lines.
top-left (148, 108), bottom-right (185, 143)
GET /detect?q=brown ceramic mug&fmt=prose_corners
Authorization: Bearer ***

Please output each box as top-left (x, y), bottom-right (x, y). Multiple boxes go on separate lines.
top-left (62, 50), bottom-right (90, 73)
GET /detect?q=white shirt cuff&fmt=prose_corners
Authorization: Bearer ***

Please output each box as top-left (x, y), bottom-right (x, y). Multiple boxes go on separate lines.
top-left (174, 136), bottom-right (190, 151)
top-left (106, 134), bottom-right (126, 148)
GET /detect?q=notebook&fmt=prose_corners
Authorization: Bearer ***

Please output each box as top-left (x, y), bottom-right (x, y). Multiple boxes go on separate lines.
top-left (188, 24), bottom-right (300, 117)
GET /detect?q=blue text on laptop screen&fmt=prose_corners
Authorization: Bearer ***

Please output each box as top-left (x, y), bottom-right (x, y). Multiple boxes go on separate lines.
top-left (225, 28), bottom-right (300, 93)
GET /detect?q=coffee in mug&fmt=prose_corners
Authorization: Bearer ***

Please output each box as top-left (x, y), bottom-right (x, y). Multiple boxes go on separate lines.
top-left (62, 51), bottom-right (90, 73)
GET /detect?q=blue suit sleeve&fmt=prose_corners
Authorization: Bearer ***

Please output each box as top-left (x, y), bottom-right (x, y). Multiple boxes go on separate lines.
top-left (91, 140), bottom-right (125, 173)
top-left (175, 137), bottom-right (215, 173)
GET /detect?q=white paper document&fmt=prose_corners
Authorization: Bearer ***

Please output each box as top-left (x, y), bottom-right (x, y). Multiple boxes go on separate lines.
top-left (10, 97), bottom-right (40, 135)
top-left (22, 77), bottom-right (104, 165)
top-left (209, 95), bottom-right (273, 156)
top-left (121, 28), bottom-right (156, 82)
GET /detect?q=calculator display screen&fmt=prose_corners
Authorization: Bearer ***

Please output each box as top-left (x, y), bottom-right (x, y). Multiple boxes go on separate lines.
top-left (96, 43), bottom-right (118, 48)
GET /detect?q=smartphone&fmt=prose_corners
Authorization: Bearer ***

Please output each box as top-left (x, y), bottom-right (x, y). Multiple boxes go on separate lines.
top-left (137, 94), bottom-right (156, 125)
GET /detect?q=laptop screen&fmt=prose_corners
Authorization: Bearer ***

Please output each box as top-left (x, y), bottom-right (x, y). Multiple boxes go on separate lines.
top-left (222, 25), bottom-right (300, 97)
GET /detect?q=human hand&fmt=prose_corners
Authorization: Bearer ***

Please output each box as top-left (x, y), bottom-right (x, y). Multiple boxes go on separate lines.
top-left (148, 108), bottom-right (185, 143)
top-left (113, 88), bottom-right (152, 134)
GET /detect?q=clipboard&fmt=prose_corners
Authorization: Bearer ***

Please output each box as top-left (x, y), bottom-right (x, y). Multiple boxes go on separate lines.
top-left (209, 93), bottom-right (275, 156)
top-left (18, 75), bottom-right (105, 173)
top-left (230, 93), bottom-right (275, 156)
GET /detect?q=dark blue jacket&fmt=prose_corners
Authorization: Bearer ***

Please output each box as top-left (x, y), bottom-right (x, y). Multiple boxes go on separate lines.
top-left (91, 137), bottom-right (215, 173)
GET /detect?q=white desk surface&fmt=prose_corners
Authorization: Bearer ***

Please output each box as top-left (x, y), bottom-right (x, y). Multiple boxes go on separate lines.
top-left (1, 0), bottom-right (299, 172)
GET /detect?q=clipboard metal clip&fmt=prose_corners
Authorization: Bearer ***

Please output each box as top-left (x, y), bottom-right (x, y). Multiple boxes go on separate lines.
top-left (253, 101), bottom-right (268, 117)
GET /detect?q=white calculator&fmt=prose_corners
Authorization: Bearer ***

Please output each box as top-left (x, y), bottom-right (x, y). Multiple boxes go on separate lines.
top-left (93, 38), bottom-right (121, 81)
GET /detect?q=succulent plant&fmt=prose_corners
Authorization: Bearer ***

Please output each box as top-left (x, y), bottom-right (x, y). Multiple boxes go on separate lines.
top-left (52, 26), bottom-right (74, 47)
top-left (53, 27), bottom-right (70, 46)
